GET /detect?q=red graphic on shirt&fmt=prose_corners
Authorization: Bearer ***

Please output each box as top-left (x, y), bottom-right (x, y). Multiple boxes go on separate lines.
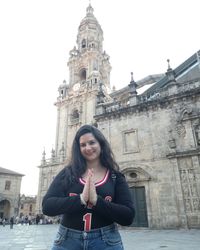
top-left (69, 193), bottom-right (77, 196)
top-left (83, 213), bottom-right (92, 231)
top-left (105, 196), bottom-right (112, 202)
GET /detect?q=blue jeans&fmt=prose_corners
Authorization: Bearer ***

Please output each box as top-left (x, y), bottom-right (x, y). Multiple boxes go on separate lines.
top-left (52, 223), bottom-right (124, 250)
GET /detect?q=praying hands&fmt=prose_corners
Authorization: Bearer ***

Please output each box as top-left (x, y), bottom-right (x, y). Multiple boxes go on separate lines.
top-left (80, 169), bottom-right (97, 206)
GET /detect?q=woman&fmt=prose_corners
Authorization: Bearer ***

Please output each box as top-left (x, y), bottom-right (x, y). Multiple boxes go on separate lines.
top-left (42, 124), bottom-right (135, 250)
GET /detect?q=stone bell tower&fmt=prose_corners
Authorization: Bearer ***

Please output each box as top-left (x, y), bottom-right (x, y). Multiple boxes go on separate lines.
top-left (55, 3), bottom-right (112, 159)
top-left (68, 4), bottom-right (111, 89)
top-left (36, 4), bottom-right (112, 214)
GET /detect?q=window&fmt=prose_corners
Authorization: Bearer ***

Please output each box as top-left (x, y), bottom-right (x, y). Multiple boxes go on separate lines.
top-left (82, 39), bottom-right (86, 48)
top-left (71, 109), bottom-right (79, 124)
top-left (29, 204), bottom-right (32, 212)
top-left (123, 129), bottom-right (139, 153)
top-left (5, 180), bottom-right (11, 190)
top-left (21, 204), bottom-right (24, 209)
top-left (79, 68), bottom-right (86, 81)
top-left (130, 172), bottom-right (137, 178)
top-left (42, 178), bottom-right (47, 188)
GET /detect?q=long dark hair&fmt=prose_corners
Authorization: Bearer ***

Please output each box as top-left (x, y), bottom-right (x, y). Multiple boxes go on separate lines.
top-left (66, 124), bottom-right (119, 182)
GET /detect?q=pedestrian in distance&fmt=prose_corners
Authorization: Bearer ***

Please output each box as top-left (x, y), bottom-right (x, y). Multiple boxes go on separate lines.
top-left (2, 218), bottom-right (6, 227)
top-left (35, 214), bottom-right (40, 225)
top-left (24, 215), bottom-right (28, 225)
top-left (42, 124), bottom-right (135, 250)
top-left (10, 216), bottom-right (14, 229)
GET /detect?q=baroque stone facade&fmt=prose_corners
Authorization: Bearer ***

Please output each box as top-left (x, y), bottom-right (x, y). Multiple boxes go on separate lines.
top-left (36, 4), bottom-right (200, 228)
top-left (0, 167), bottom-right (23, 220)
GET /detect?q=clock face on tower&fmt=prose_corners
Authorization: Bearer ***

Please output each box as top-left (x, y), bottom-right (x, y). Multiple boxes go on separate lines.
top-left (73, 83), bottom-right (80, 91)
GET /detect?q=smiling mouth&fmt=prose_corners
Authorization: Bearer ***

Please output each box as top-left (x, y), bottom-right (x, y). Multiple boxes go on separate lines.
top-left (85, 153), bottom-right (94, 156)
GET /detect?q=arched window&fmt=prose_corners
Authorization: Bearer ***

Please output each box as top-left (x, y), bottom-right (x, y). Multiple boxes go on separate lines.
top-left (79, 68), bottom-right (86, 81)
top-left (82, 39), bottom-right (86, 48)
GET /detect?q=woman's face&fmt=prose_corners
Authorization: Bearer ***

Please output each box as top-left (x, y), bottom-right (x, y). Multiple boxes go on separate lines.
top-left (79, 133), bottom-right (101, 163)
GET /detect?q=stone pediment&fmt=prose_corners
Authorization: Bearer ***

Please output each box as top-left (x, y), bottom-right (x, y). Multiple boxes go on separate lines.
top-left (121, 167), bottom-right (151, 184)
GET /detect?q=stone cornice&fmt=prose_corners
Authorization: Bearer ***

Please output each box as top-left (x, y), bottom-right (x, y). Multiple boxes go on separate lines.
top-left (167, 148), bottom-right (200, 159)
top-left (37, 161), bottom-right (60, 169)
top-left (94, 86), bottom-right (200, 120)
top-left (55, 88), bottom-right (98, 107)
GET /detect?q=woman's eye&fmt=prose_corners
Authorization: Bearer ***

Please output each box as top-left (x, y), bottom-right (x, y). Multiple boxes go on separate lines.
top-left (89, 141), bottom-right (95, 145)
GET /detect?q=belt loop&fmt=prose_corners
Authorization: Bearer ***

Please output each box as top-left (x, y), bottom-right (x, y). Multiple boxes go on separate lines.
top-left (100, 227), bottom-right (105, 241)
top-left (64, 228), bottom-right (68, 239)
top-left (83, 231), bottom-right (87, 240)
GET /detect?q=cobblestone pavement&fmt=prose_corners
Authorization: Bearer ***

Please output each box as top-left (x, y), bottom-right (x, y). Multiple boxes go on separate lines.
top-left (0, 224), bottom-right (200, 250)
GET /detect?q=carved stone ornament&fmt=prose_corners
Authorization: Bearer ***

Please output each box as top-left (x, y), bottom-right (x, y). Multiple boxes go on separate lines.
top-left (178, 106), bottom-right (193, 122)
top-left (168, 139), bottom-right (176, 149)
top-left (180, 169), bottom-right (200, 212)
top-left (194, 124), bottom-right (200, 146)
top-left (178, 106), bottom-right (200, 122)
top-left (168, 129), bottom-right (176, 148)
top-left (176, 123), bottom-right (186, 138)
top-left (121, 167), bottom-right (151, 184)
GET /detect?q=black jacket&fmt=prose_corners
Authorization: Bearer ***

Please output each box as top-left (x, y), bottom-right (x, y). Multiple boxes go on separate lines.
top-left (42, 168), bottom-right (135, 230)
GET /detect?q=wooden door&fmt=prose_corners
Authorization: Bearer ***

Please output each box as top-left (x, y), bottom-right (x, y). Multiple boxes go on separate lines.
top-left (130, 186), bottom-right (148, 227)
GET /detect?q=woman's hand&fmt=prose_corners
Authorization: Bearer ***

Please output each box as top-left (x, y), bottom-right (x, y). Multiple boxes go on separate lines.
top-left (80, 169), bottom-right (97, 206)
top-left (88, 169), bottom-right (97, 206)
top-left (80, 174), bottom-right (90, 205)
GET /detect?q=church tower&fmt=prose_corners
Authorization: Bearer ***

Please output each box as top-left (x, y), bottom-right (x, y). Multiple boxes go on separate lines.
top-left (36, 4), bottom-right (111, 214)
top-left (68, 4), bottom-right (111, 89)
top-left (55, 3), bottom-right (111, 159)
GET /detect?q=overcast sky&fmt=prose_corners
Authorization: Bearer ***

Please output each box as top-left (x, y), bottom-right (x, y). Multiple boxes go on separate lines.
top-left (0, 0), bottom-right (199, 195)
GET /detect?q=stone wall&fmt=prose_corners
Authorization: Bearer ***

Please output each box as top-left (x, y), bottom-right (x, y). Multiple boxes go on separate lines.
top-left (0, 173), bottom-right (22, 219)
top-left (94, 81), bottom-right (200, 228)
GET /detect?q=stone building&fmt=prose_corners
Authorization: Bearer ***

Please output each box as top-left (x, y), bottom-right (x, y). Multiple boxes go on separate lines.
top-left (18, 194), bottom-right (36, 218)
top-left (0, 166), bottom-right (23, 220)
top-left (36, 4), bottom-right (200, 228)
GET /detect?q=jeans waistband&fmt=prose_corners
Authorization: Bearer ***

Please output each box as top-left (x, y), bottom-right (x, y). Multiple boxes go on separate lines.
top-left (58, 223), bottom-right (117, 240)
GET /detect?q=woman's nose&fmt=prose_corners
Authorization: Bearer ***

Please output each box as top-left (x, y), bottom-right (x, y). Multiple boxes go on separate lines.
top-left (85, 143), bottom-right (92, 150)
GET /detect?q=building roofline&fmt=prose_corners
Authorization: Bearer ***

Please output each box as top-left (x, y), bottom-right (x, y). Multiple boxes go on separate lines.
top-left (144, 50), bottom-right (200, 95)
top-left (0, 166), bottom-right (24, 176)
top-left (110, 74), bottom-right (164, 97)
